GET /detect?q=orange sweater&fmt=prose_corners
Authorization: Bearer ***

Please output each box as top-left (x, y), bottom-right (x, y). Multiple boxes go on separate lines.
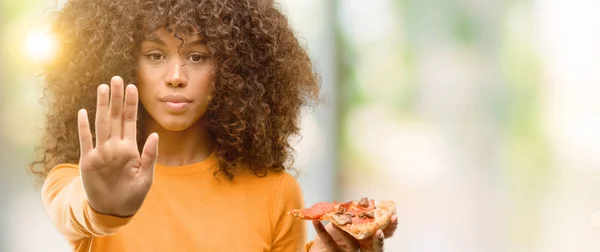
top-left (41, 152), bottom-right (307, 251)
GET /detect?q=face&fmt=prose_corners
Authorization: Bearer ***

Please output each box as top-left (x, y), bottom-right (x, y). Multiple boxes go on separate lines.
top-left (137, 28), bottom-right (213, 131)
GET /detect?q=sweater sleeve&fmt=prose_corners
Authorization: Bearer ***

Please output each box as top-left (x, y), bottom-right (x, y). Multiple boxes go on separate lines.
top-left (271, 172), bottom-right (307, 252)
top-left (41, 164), bottom-right (133, 242)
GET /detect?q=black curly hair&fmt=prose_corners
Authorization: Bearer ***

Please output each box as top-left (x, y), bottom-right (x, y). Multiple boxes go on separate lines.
top-left (30, 0), bottom-right (320, 183)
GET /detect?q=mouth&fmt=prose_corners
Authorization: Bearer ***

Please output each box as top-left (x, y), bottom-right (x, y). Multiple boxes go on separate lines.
top-left (159, 95), bottom-right (192, 103)
top-left (159, 95), bottom-right (192, 112)
top-left (163, 101), bottom-right (190, 112)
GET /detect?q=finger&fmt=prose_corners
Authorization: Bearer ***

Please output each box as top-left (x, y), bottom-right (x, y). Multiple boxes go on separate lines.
top-left (77, 109), bottom-right (93, 156)
top-left (109, 76), bottom-right (124, 139)
top-left (140, 133), bottom-right (159, 181)
top-left (95, 84), bottom-right (110, 145)
top-left (312, 221), bottom-right (341, 252)
top-left (331, 223), bottom-right (360, 251)
top-left (123, 84), bottom-right (138, 142)
top-left (372, 230), bottom-right (385, 251)
top-left (382, 215), bottom-right (398, 238)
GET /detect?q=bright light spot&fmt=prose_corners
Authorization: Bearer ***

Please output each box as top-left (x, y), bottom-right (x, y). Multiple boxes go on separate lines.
top-left (591, 211), bottom-right (600, 227)
top-left (23, 28), bottom-right (57, 62)
top-left (339, 0), bottom-right (395, 44)
top-left (346, 105), bottom-right (450, 186)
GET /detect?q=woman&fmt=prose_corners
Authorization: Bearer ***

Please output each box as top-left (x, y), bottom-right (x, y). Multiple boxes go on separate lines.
top-left (31, 0), bottom-right (397, 251)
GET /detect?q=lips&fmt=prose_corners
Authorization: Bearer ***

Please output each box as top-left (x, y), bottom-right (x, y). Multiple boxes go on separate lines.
top-left (159, 95), bottom-right (192, 103)
top-left (159, 95), bottom-right (192, 112)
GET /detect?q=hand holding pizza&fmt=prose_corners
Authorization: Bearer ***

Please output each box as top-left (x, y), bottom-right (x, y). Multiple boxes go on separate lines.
top-left (289, 197), bottom-right (398, 251)
top-left (310, 215), bottom-right (398, 252)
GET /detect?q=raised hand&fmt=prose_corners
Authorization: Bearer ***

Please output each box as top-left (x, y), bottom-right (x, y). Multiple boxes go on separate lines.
top-left (77, 76), bottom-right (159, 217)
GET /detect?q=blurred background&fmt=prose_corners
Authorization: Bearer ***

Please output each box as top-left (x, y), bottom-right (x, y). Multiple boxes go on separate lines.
top-left (2, 0), bottom-right (600, 251)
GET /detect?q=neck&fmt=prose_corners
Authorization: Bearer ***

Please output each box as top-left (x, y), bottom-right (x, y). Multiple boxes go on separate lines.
top-left (143, 118), bottom-right (215, 167)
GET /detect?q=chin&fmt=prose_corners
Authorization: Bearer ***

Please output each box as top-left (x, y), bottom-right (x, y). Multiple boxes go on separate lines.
top-left (156, 116), bottom-right (197, 131)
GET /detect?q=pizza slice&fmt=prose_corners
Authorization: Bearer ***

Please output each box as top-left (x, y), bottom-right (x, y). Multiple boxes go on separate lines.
top-left (288, 197), bottom-right (396, 240)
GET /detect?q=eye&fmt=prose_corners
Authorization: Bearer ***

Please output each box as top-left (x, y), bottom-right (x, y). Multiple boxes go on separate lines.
top-left (187, 53), bottom-right (207, 63)
top-left (146, 53), bottom-right (165, 61)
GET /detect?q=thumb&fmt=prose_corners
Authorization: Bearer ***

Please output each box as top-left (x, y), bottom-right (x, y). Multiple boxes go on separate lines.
top-left (140, 133), bottom-right (159, 180)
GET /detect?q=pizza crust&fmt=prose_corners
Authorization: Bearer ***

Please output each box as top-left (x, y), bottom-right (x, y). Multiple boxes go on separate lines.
top-left (288, 209), bottom-right (308, 219)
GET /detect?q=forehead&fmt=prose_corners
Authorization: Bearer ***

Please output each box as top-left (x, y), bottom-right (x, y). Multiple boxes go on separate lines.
top-left (142, 27), bottom-right (205, 45)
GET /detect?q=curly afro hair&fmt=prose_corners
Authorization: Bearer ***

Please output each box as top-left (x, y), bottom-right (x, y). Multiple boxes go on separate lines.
top-left (30, 0), bottom-right (320, 183)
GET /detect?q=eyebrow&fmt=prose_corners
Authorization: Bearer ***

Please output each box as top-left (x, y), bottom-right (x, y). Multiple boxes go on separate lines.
top-left (144, 37), bottom-right (207, 47)
top-left (184, 39), bottom-right (207, 47)
top-left (145, 37), bottom-right (166, 46)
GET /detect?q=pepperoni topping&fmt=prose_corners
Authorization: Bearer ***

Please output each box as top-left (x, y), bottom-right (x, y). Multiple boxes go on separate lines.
top-left (301, 202), bottom-right (335, 219)
top-left (344, 199), bottom-right (374, 213)
top-left (343, 199), bottom-right (376, 223)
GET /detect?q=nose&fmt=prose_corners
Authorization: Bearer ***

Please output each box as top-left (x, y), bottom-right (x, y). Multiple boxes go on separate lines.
top-left (165, 58), bottom-right (187, 87)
